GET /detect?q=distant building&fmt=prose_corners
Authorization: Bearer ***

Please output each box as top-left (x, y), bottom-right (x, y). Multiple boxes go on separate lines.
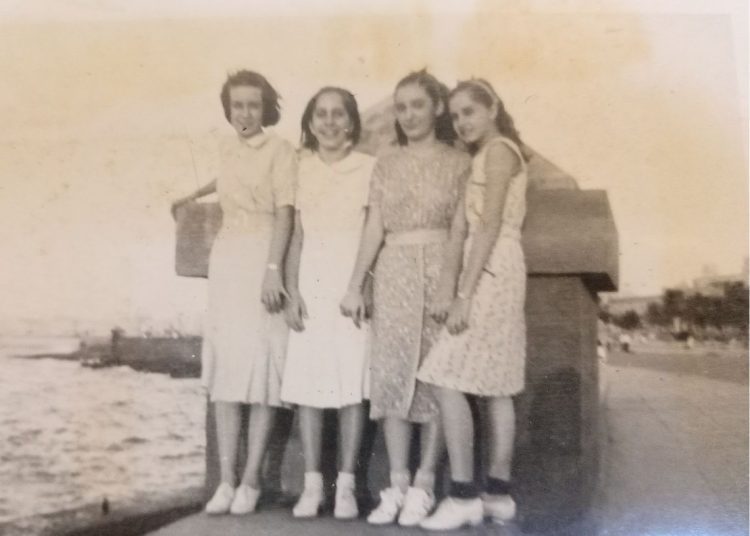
top-left (691, 258), bottom-right (748, 297)
top-left (605, 295), bottom-right (662, 316)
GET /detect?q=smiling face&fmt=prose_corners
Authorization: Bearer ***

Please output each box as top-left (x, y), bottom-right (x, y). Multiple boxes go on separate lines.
top-left (309, 90), bottom-right (354, 152)
top-left (449, 89), bottom-right (498, 146)
top-left (394, 82), bottom-right (442, 144)
top-left (228, 85), bottom-right (264, 138)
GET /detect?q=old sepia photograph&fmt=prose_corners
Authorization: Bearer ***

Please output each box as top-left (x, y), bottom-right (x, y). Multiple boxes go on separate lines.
top-left (0, 1), bottom-right (747, 535)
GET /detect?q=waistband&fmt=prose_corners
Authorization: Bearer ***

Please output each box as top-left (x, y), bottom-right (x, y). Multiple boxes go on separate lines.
top-left (499, 226), bottom-right (522, 240)
top-left (385, 228), bottom-right (449, 246)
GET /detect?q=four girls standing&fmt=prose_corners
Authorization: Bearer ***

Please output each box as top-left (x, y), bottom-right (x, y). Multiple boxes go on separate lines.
top-left (173, 68), bottom-right (527, 531)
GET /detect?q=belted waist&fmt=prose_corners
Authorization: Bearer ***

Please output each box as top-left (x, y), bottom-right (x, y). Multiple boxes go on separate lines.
top-left (385, 228), bottom-right (449, 246)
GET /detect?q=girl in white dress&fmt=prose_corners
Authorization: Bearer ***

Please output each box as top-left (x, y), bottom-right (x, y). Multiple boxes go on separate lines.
top-left (172, 70), bottom-right (297, 516)
top-left (281, 87), bottom-right (376, 519)
top-left (419, 79), bottom-right (528, 531)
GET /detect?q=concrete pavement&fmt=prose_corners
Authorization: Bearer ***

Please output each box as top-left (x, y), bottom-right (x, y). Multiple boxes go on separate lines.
top-left (149, 346), bottom-right (748, 535)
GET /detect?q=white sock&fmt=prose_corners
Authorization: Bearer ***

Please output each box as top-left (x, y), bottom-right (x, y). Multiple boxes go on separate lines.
top-left (303, 471), bottom-right (323, 491)
top-left (390, 470), bottom-right (410, 493)
top-left (337, 471), bottom-right (355, 490)
top-left (413, 469), bottom-right (435, 492)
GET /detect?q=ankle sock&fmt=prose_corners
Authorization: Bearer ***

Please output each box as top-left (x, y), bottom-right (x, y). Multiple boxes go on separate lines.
top-left (485, 477), bottom-right (512, 495)
top-left (303, 471), bottom-right (324, 491)
top-left (336, 471), bottom-right (355, 490)
top-left (413, 469), bottom-right (435, 492)
top-left (449, 480), bottom-right (479, 499)
top-left (390, 470), bottom-right (410, 493)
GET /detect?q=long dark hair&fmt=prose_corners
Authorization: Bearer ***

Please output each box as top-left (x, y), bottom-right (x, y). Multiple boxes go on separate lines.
top-left (394, 69), bottom-right (456, 146)
top-left (220, 70), bottom-right (281, 126)
top-left (299, 87), bottom-right (362, 151)
top-left (449, 79), bottom-right (527, 159)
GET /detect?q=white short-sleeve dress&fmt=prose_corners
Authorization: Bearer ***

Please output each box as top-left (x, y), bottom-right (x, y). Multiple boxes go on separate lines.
top-left (280, 150), bottom-right (376, 409)
top-left (201, 131), bottom-right (298, 405)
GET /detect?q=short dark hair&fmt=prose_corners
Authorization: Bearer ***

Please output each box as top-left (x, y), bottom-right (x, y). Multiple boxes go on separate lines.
top-left (300, 87), bottom-right (362, 151)
top-left (393, 69), bottom-right (456, 146)
top-left (220, 70), bottom-right (281, 126)
top-left (449, 79), bottom-right (527, 159)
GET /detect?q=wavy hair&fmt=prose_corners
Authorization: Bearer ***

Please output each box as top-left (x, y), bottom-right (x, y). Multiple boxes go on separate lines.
top-left (450, 79), bottom-right (527, 159)
top-left (393, 69), bottom-right (456, 146)
top-left (299, 87), bottom-right (362, 151)
top-left (220, 70), bottom-right (281, 126)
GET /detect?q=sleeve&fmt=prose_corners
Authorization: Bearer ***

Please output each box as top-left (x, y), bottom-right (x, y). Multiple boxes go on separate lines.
top-left (271, 140), bottom-right (299, 208)
top-left (366, 158), bottom-right (386, 209)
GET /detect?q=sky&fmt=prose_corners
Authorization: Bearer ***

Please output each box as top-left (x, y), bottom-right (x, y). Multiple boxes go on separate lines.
top-left (0, 0), bottom-right (747, 334)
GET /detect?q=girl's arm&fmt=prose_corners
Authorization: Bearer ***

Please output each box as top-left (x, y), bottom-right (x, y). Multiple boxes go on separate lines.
top-left (430, 182), bottom-right (469, 323)
top-left (171, 180), bottom-right (217, 218)
top-left (446, 141), bottom-right (520, 334)
top-left (261, 205), bottom-right (295, 313)
top-left (340, 205), bottom-right (385, 327)
top-left (284, 211), bottom-right (307, 331)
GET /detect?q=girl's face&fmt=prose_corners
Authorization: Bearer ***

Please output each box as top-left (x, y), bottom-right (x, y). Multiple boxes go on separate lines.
top-left (394, 83), bottom-right (442, 144)
top-left (229, 85), bottom-right (264, 138)
top-left (309, 91), bottom-right (353, 152)
top-left (449, 89), bottom-right (497, 146)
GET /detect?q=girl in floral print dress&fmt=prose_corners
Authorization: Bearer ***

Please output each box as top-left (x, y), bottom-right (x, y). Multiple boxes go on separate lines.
top-left (418, 79), bottom-right (528, 531)
top-left (340, 70), bottom-right (471, 527)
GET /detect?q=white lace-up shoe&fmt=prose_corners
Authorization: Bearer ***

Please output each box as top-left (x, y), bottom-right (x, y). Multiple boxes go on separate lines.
top-left (229, 484), bottom-right (261, 515)
top-left (397, 486), bottom-right (435, 526)
top-left (420, 497), bottom-right (484, 531)
top-left (482, 493), bottom-right (516, 524)
top-left (292, 487), bottom-right (324, 518)
top-left (205, 482), bottom-right (235, 515)
top-left (334, 484), bottom-right (358, 519)
top-left (367, 486), bottom-right (405, 525)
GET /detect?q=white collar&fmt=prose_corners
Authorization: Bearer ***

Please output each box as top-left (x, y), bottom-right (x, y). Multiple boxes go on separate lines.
top-left (314, 150), bottom-right (366, 174)
top-left (241, 131), bottom-right (271, 149)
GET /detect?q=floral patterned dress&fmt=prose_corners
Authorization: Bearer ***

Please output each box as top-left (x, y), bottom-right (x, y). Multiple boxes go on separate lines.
top-left (368, 144), bottom-right (471, 422)
top-left (418, 136), bottom-right (527, 397)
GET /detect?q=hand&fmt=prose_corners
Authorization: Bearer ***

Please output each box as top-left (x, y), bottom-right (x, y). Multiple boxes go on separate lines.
top-left (284, 291), bottom-right (308, 332)
top-left (445, 297), bottom-right (472, 335)
top-left (261, 269), bottom-right (289, 314)
top-left (340, 289), bottom-right (366, 328)
top-left (428, 284), bottom-right (454, 324)
top-left (171, 196), bottom-right (193, 220)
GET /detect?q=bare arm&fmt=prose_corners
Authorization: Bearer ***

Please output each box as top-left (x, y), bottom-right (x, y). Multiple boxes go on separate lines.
top-left (457, 141), bottom-right (519, 299)
top-left (340, 205), bottom-right (384, 327)
top-left (429, 199), bottom-right (469, 322)
top-left (171, 180), bottom-right (217, 218)
top-left (283, 211), bottom-right (307, 331)
top-left (261, 205), bottom-right (295, 313)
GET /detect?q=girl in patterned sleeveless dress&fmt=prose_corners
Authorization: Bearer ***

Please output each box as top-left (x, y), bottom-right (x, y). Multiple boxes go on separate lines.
top-left (340, 70), bottom-right (471, 527)
top-left (172, 71), bottom-right (298, 516)
top-left (418, 80), bottom-right (528, 531)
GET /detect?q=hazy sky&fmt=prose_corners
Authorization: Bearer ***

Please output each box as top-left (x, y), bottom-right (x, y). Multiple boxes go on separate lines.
top-left (0, 0), bottom-right (746, 333)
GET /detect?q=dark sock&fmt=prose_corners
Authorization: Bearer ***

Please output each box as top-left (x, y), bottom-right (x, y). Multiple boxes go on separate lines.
top-left (449, 480), bottom-right (479, 499)
top-left (485, 477), bottom-right (512, 495)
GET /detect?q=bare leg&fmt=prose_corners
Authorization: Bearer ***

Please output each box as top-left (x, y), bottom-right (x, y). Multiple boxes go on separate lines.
top-left (383, 416), bottom-right (412, 490)
top-left (432, 385), bottom-right (473, 482)
top-left (239, 404), bottom-right (277, 488)
top-left (298, 406), bottom-right (323, 473)
top-left (338, 403), bottom-right (365, 474)
top-left (418, 417), bottom-right (445, 474)
top-left (215, 401), bottom-right (242, 486)
top-left (487, 396), bottom-right (515, 480)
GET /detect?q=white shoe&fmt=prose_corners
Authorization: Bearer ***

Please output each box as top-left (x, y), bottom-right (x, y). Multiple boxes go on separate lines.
top-left (420, 497), bottom-right (484, 531)
top-left (229, 484), bottom-right (261, 515)
top-left (293, 487), bottom-right (324, 518)
top-left (205, 482), bottom-right (234, 515)
top-left (398, 486), bottom-right (435, 527)
top-left (482, 493), bottom-right (516, 524)
top-left (366, 486), bottom-right (404, 525)
top-left (334, 484), bottom-right (358, 520)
